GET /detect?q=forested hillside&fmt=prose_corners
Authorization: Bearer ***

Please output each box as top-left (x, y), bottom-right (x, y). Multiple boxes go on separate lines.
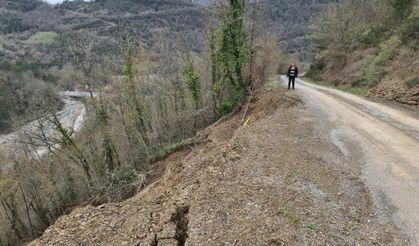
top-left (0, 0), bottom-right (350, 244)
top-left (308, 0), bottom-right (419, 105)
top-left (0, 0), bottom-right (339, 132)
top-left (0, 0), bottom-right (282, 244)
top-left (0, 1), bottom-right (414, 245)
top-left (261, 0), bottom-right (339, 59)
top-left (0, 0), bottom-right (209, 132)
top-left (0, 0), bottom-right (62, 130)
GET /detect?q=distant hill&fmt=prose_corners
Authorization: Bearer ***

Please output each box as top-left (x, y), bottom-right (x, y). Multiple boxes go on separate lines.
top-left (0, 0), bottom-right (338, 63)
top-left (0, 0), bottom-right (61, 34)
top-left (0, 0), bottom-right (211, 132)
top-left (0, 0), bottom-right (210, 62)
top-left (260, 0), bottom-right (339, 60)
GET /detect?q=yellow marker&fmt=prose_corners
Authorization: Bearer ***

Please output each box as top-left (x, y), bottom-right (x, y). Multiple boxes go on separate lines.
top-left (243, 116), bottom-right (251, 126)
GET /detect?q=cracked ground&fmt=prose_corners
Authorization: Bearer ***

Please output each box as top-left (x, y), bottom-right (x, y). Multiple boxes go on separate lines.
top-left (30, 83), bottom-right (409, 246)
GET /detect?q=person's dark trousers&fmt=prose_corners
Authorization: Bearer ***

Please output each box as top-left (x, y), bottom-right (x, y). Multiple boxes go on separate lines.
top-left (288, 76), bottom-right (296, 90)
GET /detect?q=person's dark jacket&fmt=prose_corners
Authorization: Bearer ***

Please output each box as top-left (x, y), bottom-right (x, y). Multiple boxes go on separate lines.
top-left (287, 66), bottom-right (299, 78)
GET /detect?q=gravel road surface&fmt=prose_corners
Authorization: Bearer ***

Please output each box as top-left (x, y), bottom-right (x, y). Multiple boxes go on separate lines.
top-left (282, 76), bottom-right (419, 244)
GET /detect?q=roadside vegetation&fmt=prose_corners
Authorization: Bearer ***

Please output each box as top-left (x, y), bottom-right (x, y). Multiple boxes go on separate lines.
top-left (308, 0), bottom-right (419, 105)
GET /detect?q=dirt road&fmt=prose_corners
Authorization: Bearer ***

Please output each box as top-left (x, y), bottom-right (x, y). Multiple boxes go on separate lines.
top-left (282, 76), bottom-right (419, 244)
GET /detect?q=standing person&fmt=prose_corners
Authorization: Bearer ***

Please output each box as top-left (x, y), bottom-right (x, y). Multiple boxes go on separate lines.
top-left (287, 63), bottom-right (299, 90)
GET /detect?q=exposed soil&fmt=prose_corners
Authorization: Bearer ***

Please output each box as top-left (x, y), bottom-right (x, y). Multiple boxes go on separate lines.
top-left (30, 83), bottom-right (408, 245)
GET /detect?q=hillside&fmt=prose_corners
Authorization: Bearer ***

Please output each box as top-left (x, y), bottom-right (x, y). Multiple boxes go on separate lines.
top-left (261, 0), bottom-right (339, 59)
top-left (2, 0), bottom-right (419, 245)
top-left (307, 0), bottom-right (419, 106)
top-left (30, 82), bottom-right (408, 245)
top-left (0, 1), bottom-right (282, 245)
top-left (0, 0), bottom-right (210, 132)
top-left (0, 0), bottom-right (209, 62)
top-left (0, 0), bottom-right (338, 132)
top-left (0, 0), bottom-right (337, 62)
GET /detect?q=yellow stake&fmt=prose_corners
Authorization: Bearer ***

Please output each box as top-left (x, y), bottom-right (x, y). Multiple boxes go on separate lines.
top-left (243, 116), bottom-right (251, 126)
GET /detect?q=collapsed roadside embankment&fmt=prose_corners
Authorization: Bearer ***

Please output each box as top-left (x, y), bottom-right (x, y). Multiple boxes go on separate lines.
top-left (30, 82), bottom-right (407, 245)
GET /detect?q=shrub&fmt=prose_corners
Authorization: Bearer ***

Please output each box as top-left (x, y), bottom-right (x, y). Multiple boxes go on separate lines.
top-left (375, 35), bottom-right (402, 66)
top-left (360, 35), bottom-right (401, 85)
top-left (351, 22), bottom-right (386, 47)
top-left (409, 41), bottom-right (418, 51)
top-left (218, 88), bottom-right (243, 118)
top-left (156, 142), bottom-right (182, 157)
top-left (182, 64), bottom-right (201, 109)
top-left (400, 4), bottom-right (419, 41)
top-left (406, 76), bottom-right (419, 87)
top-left (361, 65), bottom-right (386, 86)
top-left (387, 0), bottom-right (415, 18)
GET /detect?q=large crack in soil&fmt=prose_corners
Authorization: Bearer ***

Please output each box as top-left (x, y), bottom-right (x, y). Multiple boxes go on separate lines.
top-left (171, 205), bottom-right (189, 246)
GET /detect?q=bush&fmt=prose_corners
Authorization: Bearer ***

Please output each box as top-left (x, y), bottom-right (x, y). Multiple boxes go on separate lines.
top-left (408, 40), bottom-right (418, 51)
top-left (375, 35), bottom-right (402, 66)
top-left (400, 4), bottom-right (419, 41)
top-left (361, 65), bottom-right (386, 86)
top-left (360, 36), bottom-right (401, 86)
top-left (387, 0), bottom-right (415, 18)
top-left (156, 142), bottom-right (182, 157)
top-left (183, 64), bottom-right (201, 108)
top-left (218, 89), bottom-right (243, 118)
top-left (351, 22), bottom-right (386, 46)
top-left (306, 54), bottom-right (327, 78)
top-left (406, 76), bottom-right (419, 87)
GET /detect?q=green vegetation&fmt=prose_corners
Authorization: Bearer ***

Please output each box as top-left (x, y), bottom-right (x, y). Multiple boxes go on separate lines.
top-left (362, 35), bottom-right (402, 86)
top-left (183, 64), bottom-right (201, 109)
top-left (278, 207), bottom-right (300, 225)
top-left (406, 76), bottom-right (419, 87)
top-left (0, 35), bottom-right (4, 51)
top-left (320, 211), bottom-right (331, 220)
top-left (387, 0), bottom-right (416, 18)
top-left (340, 87), bottom-right (370, 96)
top-left (375, 35), bottom-right (402, 66)
top-left (156, 142), bottom-right (184, 158)
top-left (24, 31), bottom-right (58, 44)
top-left (351, 22), bottom-right (387, 47)
top-left (309, 0), bottom-right (419, 94)
top-left (304, 223), bottom-right (318, 231)
top-left (211, 0), bottom-right (249, 117)
top-left (0, 67), bottom-right (60, 131)
top-left (261, 0), bottom-right (337, 60)
top-left (0, 0), bottom-right (285, 244)
top-left (400, 3), bottom-right (419, 41)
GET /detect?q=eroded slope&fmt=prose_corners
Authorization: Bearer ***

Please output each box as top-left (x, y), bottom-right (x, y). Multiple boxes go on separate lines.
top-left (30, 84), bottom-right (408, 245)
